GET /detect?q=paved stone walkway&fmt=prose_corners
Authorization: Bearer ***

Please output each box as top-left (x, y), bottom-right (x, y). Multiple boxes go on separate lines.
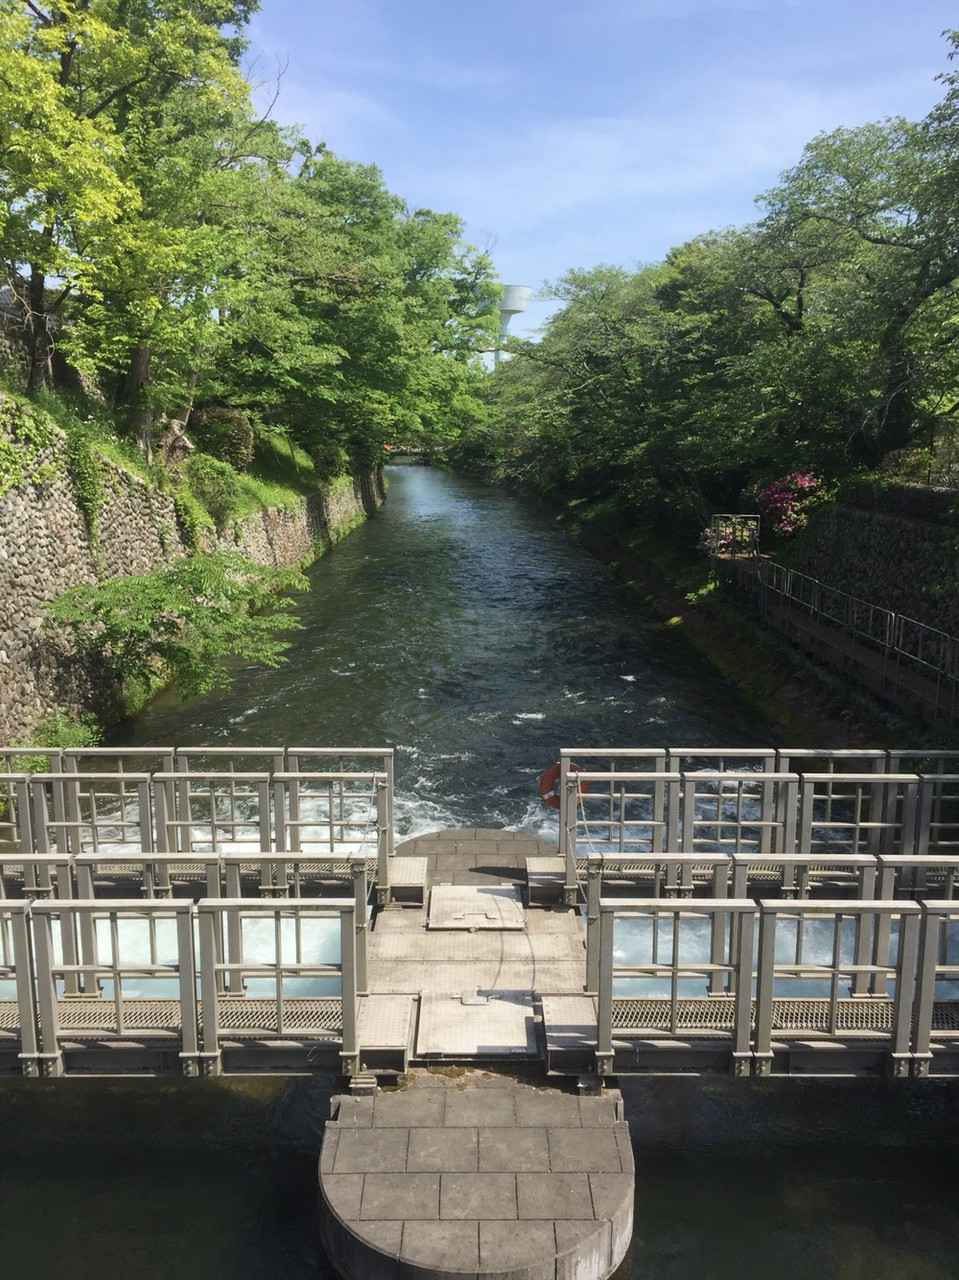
top-left (319, 1070), bottom-right (633, 1280)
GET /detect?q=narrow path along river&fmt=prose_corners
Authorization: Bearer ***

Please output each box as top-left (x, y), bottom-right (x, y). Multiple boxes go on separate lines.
top-left (7, 465), bottom-right (959, 1280)
top-left (110, 463), bottom-right (770, 835)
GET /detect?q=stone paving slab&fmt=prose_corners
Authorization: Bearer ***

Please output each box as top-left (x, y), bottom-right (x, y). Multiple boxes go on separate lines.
top-left (408, 1127), bottom-right (479, 1172)
top-left (439, 1172), bottom-right (518, 1219)
top-left (478, 1127), bottom-right (550, 1172)
top-left (319, 1071), bottom-right (633, 1280)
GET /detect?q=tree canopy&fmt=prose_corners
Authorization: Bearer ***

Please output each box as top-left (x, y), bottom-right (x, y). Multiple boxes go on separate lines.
top-left (457, 31), bottom-right (959, 541)
top-left (0, 0), bottom-right (499, 469)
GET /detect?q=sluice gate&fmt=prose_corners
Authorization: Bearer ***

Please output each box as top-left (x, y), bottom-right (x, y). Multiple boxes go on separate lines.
top-left (2, 745), bottom-right (959, 1079)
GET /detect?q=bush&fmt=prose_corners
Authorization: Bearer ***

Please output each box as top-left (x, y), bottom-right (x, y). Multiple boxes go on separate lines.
top-left (189, 406), bottom-right (255, 469)
top-left (11, 705), bottom-right (101, 773)
top-left (184, 453), bottom-right (241, 531)
top-left (310, 437), bottom-right (351, 482)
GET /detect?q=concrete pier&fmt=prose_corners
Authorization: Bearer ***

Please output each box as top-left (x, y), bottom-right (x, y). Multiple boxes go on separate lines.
top-left (319, 828), bottom-right (633, 1279)
top-left (319, 1071), bottom-right (633, 1280)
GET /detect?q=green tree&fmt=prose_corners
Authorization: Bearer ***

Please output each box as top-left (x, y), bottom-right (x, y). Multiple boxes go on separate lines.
top-left (45, 550), bottom-right (306, 701)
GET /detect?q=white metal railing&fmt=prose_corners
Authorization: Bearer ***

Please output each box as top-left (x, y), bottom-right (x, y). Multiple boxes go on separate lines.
top-left (558, 751), bottom-right (931, 892)
top-left (594, 897), bottom-right (943, 1077)
top-left (0, 747), bottom-right (398, 898)
top-left (1, 896), bottom-right (362, 1077)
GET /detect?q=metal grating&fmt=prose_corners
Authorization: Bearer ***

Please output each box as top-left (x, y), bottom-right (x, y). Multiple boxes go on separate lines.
top-left (57, 998), bottom-right (183, 1034)
top-left (770, 999), bottom-right (891, 1032)
top-left (931, 1003), bottom-right (959, 1031)
top-left (610, 997), bottom-right (931, 1035)
top-left (611, 998), bottom-right (737, 1031)
top-left (0, 1000), bottom-right (21, 1031)
top-left (215, 996), bottom-right (342, 1035)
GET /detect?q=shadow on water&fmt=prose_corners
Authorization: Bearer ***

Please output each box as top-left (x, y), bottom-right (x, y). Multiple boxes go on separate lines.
top-left (0, 1076), bottom-right (340, 1280)
top-left (5, 1076), bottom-right (959, 1278)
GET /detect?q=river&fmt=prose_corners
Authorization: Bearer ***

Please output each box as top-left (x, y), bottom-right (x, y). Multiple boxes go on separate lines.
top-left (4, 465), bottom-right (959, 1279)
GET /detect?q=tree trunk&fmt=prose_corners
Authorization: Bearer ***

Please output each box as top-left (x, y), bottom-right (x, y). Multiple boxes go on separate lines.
top-left (172, 369), bottom-right (198, 431)
top-left (25, 265), bottom-right (53, 393)
top-left (129, 343), bottom-right (154, 463)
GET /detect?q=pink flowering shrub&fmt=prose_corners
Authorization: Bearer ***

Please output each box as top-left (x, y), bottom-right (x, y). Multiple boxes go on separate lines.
top-left (757, 472), bottom-right (824, 535)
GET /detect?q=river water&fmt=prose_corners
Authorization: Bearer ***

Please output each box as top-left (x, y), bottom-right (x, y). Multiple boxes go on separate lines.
top-left (110, 464), bottom-right (771, 834)
top-left (5, 465), bottom-right (959, 1279)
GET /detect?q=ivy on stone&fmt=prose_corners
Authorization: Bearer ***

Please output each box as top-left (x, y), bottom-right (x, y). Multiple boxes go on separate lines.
top-left (0, 397), bottom-right (59, 499)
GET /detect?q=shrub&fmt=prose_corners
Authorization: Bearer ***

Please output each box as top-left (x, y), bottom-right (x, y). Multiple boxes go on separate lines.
top-left (11, 705), bottom-right (101, 774)
top-left (310, 437), bottom-right (351, 482)
top-left (184, 453), bottom-right (241, 531)
top-left (757, 472), bottom-right (827, 536)
top-left (189, 406), bottom-right (255, 469)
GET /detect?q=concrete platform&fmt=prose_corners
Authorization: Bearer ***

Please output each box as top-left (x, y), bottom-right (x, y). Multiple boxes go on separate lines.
top-left (319, 1070), bottom-right (634, 1280)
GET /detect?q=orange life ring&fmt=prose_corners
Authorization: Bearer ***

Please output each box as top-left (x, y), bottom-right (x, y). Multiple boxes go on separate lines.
top-left (538, 761), bottom-right (589, 810)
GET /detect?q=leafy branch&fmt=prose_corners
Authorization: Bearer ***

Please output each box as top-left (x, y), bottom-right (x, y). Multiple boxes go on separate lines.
top-left (45, 551), bottom-right (307, 700)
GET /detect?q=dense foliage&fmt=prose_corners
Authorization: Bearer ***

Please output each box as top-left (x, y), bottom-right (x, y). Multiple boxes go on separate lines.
top-left (455, 33), bottom-right (959, 544)
top-left (0, 0), bottom-right (498, 471)
top-left (46, 551), bottom-right (307, 702)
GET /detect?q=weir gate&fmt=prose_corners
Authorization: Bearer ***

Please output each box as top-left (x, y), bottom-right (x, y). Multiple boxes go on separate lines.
top-left (3, 745), bottom-right (959, 1081)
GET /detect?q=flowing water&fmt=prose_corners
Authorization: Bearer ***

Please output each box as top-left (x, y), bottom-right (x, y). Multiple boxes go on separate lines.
top-left (5, 465), bottom-right (959, 1278)
top-left (109, 465), bottom-right (771, 836)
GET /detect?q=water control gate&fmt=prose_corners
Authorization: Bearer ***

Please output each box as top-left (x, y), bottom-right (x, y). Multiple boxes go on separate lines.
top-left (3, 745), bottom-right (959, 1078)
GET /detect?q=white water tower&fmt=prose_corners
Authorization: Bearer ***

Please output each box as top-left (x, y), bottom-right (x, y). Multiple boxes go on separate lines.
top-left (495, 284), bottom-right (533, 363)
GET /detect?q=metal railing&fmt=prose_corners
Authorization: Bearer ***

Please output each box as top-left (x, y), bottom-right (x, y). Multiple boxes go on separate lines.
top-left (1, 896), bottom-right (361, 1078)
top-left (558, 751), bottom-right (937, 895)
top-left (0, 747), bottom-right (399, 901)
top-left (593, 897), bottom-right (948, 1078)
top-left (706, 515), bottom-right (760, 559)
top-left (731, 562), bottom-right (959, 727)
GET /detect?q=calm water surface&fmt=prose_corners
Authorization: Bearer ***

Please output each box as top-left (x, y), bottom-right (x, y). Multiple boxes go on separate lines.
top-left (6, 466), bottom-right (959, 1278)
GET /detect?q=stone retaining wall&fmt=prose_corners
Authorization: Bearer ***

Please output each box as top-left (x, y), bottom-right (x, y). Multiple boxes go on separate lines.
top-left (0, 419), bottom-right (382, 744)
top-left (794, 504), bottom-right (959, 636)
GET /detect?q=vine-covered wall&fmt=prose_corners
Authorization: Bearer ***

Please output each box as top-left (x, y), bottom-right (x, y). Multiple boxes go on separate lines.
top-left (0, 417), bottom-right (383, 743)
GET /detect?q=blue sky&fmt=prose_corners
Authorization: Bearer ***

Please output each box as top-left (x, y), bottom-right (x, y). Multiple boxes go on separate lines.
top-left (244, 1), bottom-right (958, 339)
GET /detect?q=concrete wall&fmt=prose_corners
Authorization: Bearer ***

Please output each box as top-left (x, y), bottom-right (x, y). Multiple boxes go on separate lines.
top-left (0, 418), bottom-right (382, 744)
top-left (793, 502), bottom-right (959, 636)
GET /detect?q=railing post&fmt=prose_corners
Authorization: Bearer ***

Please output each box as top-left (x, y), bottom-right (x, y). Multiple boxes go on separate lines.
top-left (709, 871), bottom-right (728, 996)
top-left (890, 907), bottom-right (920, 1078)
top-left (376, 776), bottom-right (391, 906)
top-left (585, 859), bottom-right (602, 994)
top-left (911, 903), bottom-right (942, 1078)
top-left (752, 905), bottom-right (776, 1076)
top-left (29, 907), bottom-right (64, 1077)
top-left (731, 908), bottom-right (754, 1077)
top-left (177, 905), bottom-right (200, 1076)
top-left (10, 904), bottom-right (41, 1076)
top-left (197, 905), bottom-right (222, 1076)
top-left (559, 756), bottom-right (578, 906)
top-left (340, 904), bottom-right (359, 1076)
top-left (352, 858), bottom-right (368, 994)
top-left (12, 774), bottom-right (34, 854)
top-left (595, 905), bottom-right (614, 1078)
